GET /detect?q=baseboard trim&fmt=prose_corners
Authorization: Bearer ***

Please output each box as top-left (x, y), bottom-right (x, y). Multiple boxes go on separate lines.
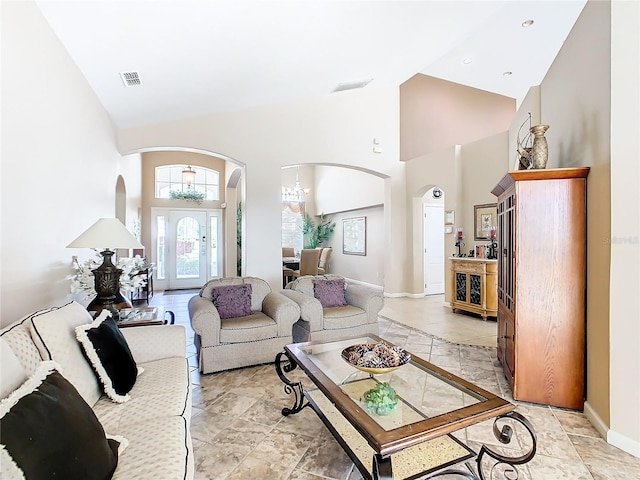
top-left (583, 401), bottom-right (608, 439)
top-left (584, 401), bottom-right (640, 458)
top-left (608, 428), bottom-right (640, 458)
top-left (383, 292), bottom-right (425, 299)
top-left (343, 278), bottom-right (383, 291)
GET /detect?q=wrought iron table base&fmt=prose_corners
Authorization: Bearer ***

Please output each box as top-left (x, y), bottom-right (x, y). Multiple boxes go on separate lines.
top-left (275, 350), bottom-right (537, 480)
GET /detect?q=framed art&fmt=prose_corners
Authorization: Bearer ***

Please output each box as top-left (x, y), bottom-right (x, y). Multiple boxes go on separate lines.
top-left (445, 210), bottom-right (455, 225)
top-left (474, 203), bottom-right (497, 240)
top-left (343, 217), bottom-right (366, 255)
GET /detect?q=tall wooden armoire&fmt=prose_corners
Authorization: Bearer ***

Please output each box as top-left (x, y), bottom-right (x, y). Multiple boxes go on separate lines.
top-left (491, 167), bottom-right (590, 410)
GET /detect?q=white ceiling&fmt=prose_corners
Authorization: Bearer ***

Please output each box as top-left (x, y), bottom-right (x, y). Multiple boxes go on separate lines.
top-left (35, 0), bottom-right (586, 130)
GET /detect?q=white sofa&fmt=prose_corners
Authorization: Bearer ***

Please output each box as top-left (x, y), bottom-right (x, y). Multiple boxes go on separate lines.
top-left (0, 301), bottom-right (193, 480)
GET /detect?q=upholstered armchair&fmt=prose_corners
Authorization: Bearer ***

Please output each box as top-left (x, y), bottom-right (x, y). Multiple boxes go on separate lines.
top-left (188, 277), bottom-right (300, 373)
top-left (281, 274), bottom-right (384, 343)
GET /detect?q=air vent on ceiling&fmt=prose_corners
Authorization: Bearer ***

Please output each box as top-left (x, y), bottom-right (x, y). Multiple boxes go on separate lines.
top-left (332, 79), bottom-right (373, 93)
top-left (120, 71), bottom-right (142, 87)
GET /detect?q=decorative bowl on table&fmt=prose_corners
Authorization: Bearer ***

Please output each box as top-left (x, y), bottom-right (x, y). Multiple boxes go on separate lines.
top-left (341, 342), bottom-right (411, 375)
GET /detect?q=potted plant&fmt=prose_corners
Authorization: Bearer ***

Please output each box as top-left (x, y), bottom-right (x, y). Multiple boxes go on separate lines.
top-left (302, 213), bottom-right (335, 249)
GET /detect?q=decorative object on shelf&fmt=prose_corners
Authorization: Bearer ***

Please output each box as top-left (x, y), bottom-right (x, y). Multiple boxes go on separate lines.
top-left (303, 213), bottom-right (335, 249)
top-left (487, 226), bottom-right (498, 259)
top-left (360, 382), bottom-right (398, 416)
top-left (342, 216), bottom-right (365, 255)
top-left (455, 228), bottom-right (465, 257)
top-left (515, 112), bottom-right (533, 170)
top-left (432, 187), bottom-right (443, 199)
top-left (341, 342), bottom-right (410, 375)
top-left (474, 203), bottom-right (497, 240)
top-left (168, 189), bottom-right (205, 204)
top-left (67, 218), bottom-right (145, 317)
top-left (530, 124), bottom-right (550, 169)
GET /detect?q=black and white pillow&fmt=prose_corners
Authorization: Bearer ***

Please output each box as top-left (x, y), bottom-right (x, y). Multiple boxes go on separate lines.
top-left (0, 361), bottom-right (127, 480)
top-left (76, 310), bottom-right (138, 403)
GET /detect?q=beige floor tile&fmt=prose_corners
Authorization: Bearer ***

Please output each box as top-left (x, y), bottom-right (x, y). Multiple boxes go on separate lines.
top-left (149, 291), bottom-right (638, 479)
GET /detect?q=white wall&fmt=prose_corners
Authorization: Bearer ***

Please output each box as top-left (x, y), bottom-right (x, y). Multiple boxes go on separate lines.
top-left (118, 86), bottom-right (406, 293)
top-left (314, 166), bottom-right (385, 215)
top-left (609, 0), bottom-right (640, 457)
top-left (1, 2), bottom-right (140, 326)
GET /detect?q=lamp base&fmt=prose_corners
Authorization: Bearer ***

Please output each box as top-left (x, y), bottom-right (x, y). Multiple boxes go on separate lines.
top-left (87, 292), bottom-right (131, 317)
top-left (88, 248), bottom-right (132, 318)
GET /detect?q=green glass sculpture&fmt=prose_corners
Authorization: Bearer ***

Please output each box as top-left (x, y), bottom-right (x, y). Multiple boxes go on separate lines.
top-left (361, 382), bottom-right (398, 416)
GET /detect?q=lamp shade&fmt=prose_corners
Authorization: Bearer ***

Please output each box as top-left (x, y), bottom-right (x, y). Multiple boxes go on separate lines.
top-left (67, 218), bottom-right (143, 250)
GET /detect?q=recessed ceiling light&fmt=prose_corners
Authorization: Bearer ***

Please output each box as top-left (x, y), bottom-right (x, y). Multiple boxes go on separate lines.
top-left (462, 57), bottom-right (473, 65)
top-left (522, 19), bottom-right (534, 28)
top-left (503, 71), bottom-right (513, 76)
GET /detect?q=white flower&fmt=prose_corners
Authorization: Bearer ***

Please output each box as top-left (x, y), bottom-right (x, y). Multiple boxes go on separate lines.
top-left (69, 253), bottom-right (149, 298)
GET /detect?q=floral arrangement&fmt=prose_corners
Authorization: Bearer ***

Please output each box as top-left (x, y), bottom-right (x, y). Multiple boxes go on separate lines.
top-left (70, 253), bottom-right (149, 299)
top-left (168, 190), bottom-right (205, 204)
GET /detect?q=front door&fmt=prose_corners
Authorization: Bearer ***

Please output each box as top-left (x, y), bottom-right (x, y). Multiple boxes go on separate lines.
top-left (153, 209), bottom-right (223, 290)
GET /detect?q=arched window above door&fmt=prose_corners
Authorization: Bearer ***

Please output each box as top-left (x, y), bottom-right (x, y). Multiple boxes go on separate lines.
top-left (155, 165), bottom-right (220, 201)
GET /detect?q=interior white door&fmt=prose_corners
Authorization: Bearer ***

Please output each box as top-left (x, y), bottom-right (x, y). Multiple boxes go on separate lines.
top-left (424, 204), bottom-right (445, 295)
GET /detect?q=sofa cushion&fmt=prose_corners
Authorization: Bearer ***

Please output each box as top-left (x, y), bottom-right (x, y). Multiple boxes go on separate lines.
top-left (28, 301), bottom-right (102, 406)
top-left (211, 284), bottom-right (252, 319)
top-left (0, 361), bottom-right (124, 480)
top-left (323, 305), bottom-right (368, 330)
top-left (0, 338), bottom-right (26, 400)
top-left (76, 311), bottom-right (138, 403)
top-left (200, 277), bottom-right (271, 312)
top-left (313, 278), bottom-right (347, 308)
top-left (93, 356), bottom-right (191, 433)
top-left (219, 312), bottom-right (278, 344)
top-left (112, 415), bottom-right (192, 480)
top-left (1, 308), bottom-right (55, 376)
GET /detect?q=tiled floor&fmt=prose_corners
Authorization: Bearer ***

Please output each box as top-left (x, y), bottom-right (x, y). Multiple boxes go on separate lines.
top-left (149, 291), bottom-right (640, 479)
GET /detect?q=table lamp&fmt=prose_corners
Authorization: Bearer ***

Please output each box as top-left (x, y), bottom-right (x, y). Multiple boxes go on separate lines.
top-left (67, 218), bottom-right (144, 315)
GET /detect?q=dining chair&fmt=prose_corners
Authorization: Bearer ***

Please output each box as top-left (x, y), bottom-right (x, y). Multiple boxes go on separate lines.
top-left (293, 249), bottom-right (320, 278)
top-left (317, 247), bottom-right (332, 274)
top-left (282, 247), bottom-right (295, 258)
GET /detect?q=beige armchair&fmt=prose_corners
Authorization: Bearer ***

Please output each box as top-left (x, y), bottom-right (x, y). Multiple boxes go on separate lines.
top-left (282, 274), bottom-right (384, 343)
top-left (188, 277), bottom-right (300, 373)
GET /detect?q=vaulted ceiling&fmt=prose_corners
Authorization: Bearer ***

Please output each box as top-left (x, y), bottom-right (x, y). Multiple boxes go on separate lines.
top-left (36, 1), bottom-right (586, 129)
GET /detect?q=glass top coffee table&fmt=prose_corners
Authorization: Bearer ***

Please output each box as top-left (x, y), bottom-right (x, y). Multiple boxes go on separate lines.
top-left (275, 335), bottom-right (536, 480)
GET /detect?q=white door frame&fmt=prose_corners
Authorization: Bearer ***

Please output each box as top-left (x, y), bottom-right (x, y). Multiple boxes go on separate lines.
top-left (151, 207), bottom-right (223, 290)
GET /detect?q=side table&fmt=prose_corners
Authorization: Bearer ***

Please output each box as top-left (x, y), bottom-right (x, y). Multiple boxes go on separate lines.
top-left (116, 306), bottom-right (175, 328)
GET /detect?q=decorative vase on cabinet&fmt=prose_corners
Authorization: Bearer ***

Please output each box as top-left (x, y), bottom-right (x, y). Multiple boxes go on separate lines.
top-left (491, 167), bottom-right (589, 410)
top-left (530, 124), bottom-right (549, 169)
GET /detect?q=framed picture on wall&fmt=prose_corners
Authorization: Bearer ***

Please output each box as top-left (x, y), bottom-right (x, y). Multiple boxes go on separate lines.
top-left (343, 217), bottom-right (366, 255)
top-left (445, 210), bottom-right (455, 225)
top-left (474, 203), bottom-right (497, 240)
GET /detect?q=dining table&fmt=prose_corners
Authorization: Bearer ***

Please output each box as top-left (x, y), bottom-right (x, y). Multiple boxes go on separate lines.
top-left (282, 256), bottom-right (300, 287)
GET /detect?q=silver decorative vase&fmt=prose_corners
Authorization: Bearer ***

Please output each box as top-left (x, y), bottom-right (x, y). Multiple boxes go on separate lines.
top-left (530, 125), bottom-right (549, 169)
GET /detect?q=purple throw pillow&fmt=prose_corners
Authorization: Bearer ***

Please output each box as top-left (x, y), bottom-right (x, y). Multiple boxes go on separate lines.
top-left (313, 278), bottom-right (347, 308)
top-left (211, 284), bottom-right (252, 319)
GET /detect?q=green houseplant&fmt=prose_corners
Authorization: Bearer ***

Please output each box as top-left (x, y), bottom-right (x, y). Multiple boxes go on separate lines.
top-left (302, 213), bottom-right (335, 249)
